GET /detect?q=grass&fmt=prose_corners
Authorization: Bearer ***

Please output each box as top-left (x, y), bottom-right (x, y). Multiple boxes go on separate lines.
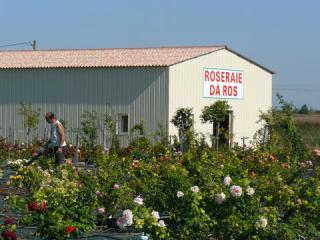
top-left (294, 114), bottom-right (320, 148)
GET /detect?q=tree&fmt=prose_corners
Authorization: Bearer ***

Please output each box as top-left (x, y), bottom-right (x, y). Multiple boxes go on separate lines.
top-left (17, 102), bottom-right (40, 143)
top-left (171, 108), bottom-right (194, 152)
top-left (200, 101), bottom-right (231, 149)
top-left (80, 111), bottom-right (101, 162)
top-left (171, 108), bottom-right (194, 132)
top-left (299, 104), bottom-right (309, 114)
top-left (104, 113), bottom-right (120, 155)
top-left (254, 94), bottom-right (307, 163)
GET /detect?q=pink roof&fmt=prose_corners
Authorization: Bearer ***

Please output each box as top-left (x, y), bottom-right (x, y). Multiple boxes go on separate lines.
top-left (0, 45), bottom-right (225, 69)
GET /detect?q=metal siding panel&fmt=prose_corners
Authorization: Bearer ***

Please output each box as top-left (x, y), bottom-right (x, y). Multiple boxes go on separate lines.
top-left (169, 49), bottom-right (272, 145)
top-left (0, 67), bottom-right (169, 145)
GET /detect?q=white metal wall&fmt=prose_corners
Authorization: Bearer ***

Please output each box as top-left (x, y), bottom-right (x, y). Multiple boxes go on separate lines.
top-left (168, 49), bottom-right (273, 145)
top-left (0, 67), bottom-right (169, 145)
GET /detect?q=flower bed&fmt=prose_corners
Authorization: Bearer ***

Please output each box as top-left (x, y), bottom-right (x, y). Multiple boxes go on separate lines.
top-left (1, 137), bottom-right (320, 240)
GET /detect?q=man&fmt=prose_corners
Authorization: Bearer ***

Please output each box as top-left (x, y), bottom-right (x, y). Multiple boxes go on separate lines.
top-left (44, 112), bottom-right (66, 164)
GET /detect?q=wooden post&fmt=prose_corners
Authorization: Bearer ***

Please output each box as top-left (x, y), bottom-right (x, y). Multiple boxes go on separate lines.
top-left (262, 127), bottom-right (267, 150)
top-left (102, 128), bottom-right (105, 149)
top-left (8, 126), bottom-right (12, 144)
top-left (43, 128), bottom-right (47, 141)
top-left (27, 128), bottom-right (30, 145)
top-left (212, 122), bottom-right (215, 149)
top-left (216, 122), bottom-right (220, 151)
top-left (241, 136), bottom-right (249, 153)
top-left (12, 128), bottom-right (15, 145)
top-left (73, 132), bottom-right (79, 165)
top-left (179, 128), bottom-right (184, 153)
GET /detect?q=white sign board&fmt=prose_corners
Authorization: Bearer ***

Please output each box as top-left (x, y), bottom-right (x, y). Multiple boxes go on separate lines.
top-left (203, 68), bottom-right (244, 99)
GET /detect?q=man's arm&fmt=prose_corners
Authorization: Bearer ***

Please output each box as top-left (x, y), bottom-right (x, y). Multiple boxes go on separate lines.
top-left (56, 123), bottom-right (65, 152)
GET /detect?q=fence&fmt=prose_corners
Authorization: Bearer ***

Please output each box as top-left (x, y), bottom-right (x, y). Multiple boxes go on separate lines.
top-left (1, 126), bottom-right (174, 149)
top-left (1, 126), bottom-right (252, 153)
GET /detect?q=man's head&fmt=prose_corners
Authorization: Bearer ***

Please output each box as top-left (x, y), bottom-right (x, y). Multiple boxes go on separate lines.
top-left (45, 112), bottom-right (56, 124)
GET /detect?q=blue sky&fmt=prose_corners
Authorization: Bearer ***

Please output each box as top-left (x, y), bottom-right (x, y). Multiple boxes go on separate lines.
top-left (1, 0), bottom-right (319, 109)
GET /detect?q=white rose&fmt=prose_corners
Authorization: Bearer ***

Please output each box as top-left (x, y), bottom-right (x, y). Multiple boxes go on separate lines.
top-left (117, 209), bottom-right (133, 228)
top-left (256, 217), bottom-right (268, 229)
top-left (230, 185), bottom-right (242, 197)
top-left (158, 220), bottom-right (166, 227)
top-left (191, 186), bottom-right (200, 193)
top-left (246, 187), bottom-right (255, 196)
top-left (177, 191), bottom-right (184, 198)
top-left (215, 192), bottom-right (226, 205)
top-left (151, 210), bottom-right (160, 219)
top-left (223, 175), bottom-right (232, 186)
top-left (123, 209), bottom-right (133, 224)
top-left (133, 196), bottom-right (144, 205)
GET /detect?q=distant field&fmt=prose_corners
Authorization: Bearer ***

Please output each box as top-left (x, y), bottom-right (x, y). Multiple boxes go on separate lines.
top-left (294, 114), bottom-right (320, 148)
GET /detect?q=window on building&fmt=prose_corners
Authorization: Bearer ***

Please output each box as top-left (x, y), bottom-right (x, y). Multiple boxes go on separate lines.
top-left (118, 114), bottom-right (129, 134)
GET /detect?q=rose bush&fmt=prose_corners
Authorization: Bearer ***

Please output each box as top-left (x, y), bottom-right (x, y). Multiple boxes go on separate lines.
top-left (2, 127), bottom-right (320, 239)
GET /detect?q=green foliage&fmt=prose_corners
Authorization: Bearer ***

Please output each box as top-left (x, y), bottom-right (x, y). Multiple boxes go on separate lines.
top-left (5, 134), bottom-right (320, 239)
top-left (295, 122), bottom-right (320, 148)
top-left (171, 108), bottom-right (194, 152)
top-left (255, 94), bottom-right (308, 164)
top-left (80, 111), bottom-right (101, 162)
top-left (130, 120), bottom-right (145, 136)
top-left (17, 102), bottom-right (40, 136)
top-left (299, 104), bottom-right (310, 114)
top-left (8, 164), bottom-right (98, 240)
top-left (4, 98), bottom-right (320, 239)
top-left (80, 111), bottom-right (99, 145)
top-left (154, 124), bottom-right (169, 145)
top-left (171, 108), bottom-right (194, 132)
top-left (104, 113), bottom-right (120, 155)
top-left (200, 101), bottom-right (231, 148)
top-left (200, 100), bottom-right (230, 124)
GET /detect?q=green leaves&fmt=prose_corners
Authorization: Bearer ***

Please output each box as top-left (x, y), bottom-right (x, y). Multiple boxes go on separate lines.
top-left (200, 100), bottom-right (230, 124)
top-left (17, 102), bottom-right (40, 131)
top-left (4, 127), bottom-right (320, 239)
top-left (171, 107), bottom-right (194, 132)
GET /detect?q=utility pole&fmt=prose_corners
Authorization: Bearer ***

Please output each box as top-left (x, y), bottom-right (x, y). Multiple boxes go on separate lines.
top-left (32, 40), bottom-right (36, 50)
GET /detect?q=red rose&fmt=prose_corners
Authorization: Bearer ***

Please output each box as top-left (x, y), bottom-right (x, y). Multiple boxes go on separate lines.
top-left (65, 225), bottom-right (77, 234)
top-left (39, 202), bottom-right (47, 212)
top-left (28, 202), bottom-right (38, 211)
top-left (4, 217), bottom-right (14, 225)
top-left (1, 230), bottom-right (17, 240)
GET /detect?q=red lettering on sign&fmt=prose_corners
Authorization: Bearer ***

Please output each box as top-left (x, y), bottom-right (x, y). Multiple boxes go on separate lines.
top-left (210, 85), bottom-right (215, 95)
top-left (223, 85), bottom-right (227, 96)
top-left (225, 72), bottom-right (229, 82)
top-left (230, 72), bottom-right (235, 82)
top-left (210, 85), bottom-right (221, 96)
top-left (238, 72), bottom-right (243, 83)
top-left (204, 70), bottom-right (210, 81)
top-left (210, 71), bottom-right (215, 81)
top-left (216, 71), bottom-right (220, 82)
top-left (216, 85), bottom-right (220, 95)
top-left (222, 85), bottom-right (238, 97)
top-left (221, 71), bottom-right (225, 82)
top-left (204, 69), bottom-right (243, 98)
top-left (233, 86), bottom-right (238, 96)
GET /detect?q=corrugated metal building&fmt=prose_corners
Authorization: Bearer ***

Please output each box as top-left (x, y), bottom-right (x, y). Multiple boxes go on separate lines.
top-left (0, 45), bottom-right (273, 146)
